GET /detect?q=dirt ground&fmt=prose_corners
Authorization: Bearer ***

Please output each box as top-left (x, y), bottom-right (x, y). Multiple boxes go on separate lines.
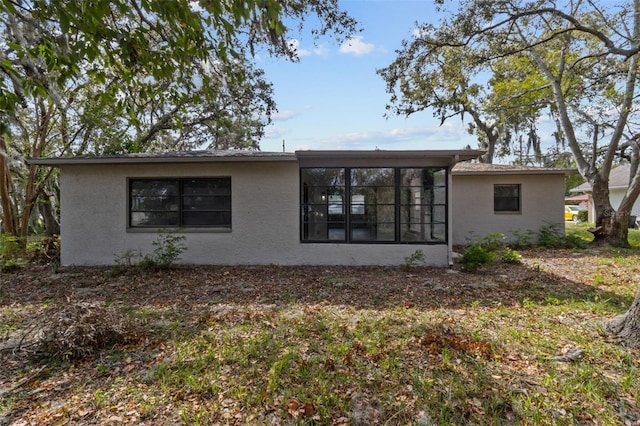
top-left (1, 248), bottom-right (639, 425)
top-left (0, 248), bottom-right (626, 309)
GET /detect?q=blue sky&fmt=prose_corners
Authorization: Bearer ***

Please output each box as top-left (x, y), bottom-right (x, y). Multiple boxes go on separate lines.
top-left (256, 1), bottom-right (478, 153)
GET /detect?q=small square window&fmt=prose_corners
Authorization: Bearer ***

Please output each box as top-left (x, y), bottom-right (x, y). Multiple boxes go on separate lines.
top-left (494, 184), bottom-right (520, 212)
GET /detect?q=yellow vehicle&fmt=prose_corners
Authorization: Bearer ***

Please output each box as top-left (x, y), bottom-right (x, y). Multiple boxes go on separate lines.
top-left (564, 205), bottom-right (584, 222)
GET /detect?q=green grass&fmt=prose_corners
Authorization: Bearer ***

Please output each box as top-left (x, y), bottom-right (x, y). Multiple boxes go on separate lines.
top-left (565, 221), bottom-right (640, 246)
top-left (7, 299), bottom-right (638, 424)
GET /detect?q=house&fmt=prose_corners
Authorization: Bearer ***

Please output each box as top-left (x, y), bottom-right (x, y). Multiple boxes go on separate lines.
top-left (29, 150), bottom-right (571, 266)
top-left (570, 164), bottom-right (640, 226)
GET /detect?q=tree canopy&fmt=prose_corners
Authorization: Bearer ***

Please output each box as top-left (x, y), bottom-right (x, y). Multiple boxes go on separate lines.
top-left (0, 0), bottom-right (358, 243)
top-left (1, 0), bottom-right (357, 148)
top-left (379, 0), bottom-right (640, 246)
top-left (379, 0), bottom-right (640, 346)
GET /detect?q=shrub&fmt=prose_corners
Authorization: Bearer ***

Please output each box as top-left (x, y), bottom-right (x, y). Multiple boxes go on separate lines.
top-left (501, 247), bottom-right (522, 264)
top-left (577, 209), bottom-right (588, 223)
top-left (479, 233), bottom-right (506, 251)
top-left (114, 248), bottom-right (142, 267)
top-left (28, 235), bottom-right (60, 266)
top-left (404, 249), bottom-right (426, 269)
top-left (114, 229), bottom-right (187, 269)
top-left (538, 222), bottom-right (587, 249)
top-left (141, 230), bottom-right (187, 269)
top-left (537, 222), bottom-right (566, 248)
top-left (461, 244), bottom-right (497, 272)
top-left (510, 229), bottom-right (536, 249)
top-left (0, 234), bottom-right (27, 272)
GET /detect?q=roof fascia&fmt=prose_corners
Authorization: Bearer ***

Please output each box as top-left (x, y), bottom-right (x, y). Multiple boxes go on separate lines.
top-left (27, 155), bottom-right (298, 166)
top-left (453, 169), bottom-right (577, 176)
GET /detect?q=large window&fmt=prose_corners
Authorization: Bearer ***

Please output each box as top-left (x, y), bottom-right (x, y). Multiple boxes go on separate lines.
top-left (400, 168), bottom-right (447, 242)
top-left (130, 178), bottom-right (231, 228)
top-left (494, 184), bottom-right (520, 212)
top-left (301, 167), bottom-right (447, 243)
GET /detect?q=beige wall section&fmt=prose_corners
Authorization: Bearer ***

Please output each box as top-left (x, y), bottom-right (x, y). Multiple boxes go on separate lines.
top-left (60, 162), bottom-right (448, 266)
top-left (451, 174), bottom-right (565, 245)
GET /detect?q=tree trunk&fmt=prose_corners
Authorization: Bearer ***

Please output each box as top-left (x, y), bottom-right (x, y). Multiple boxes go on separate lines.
top-left (38, 193), bottom-right (60, 236)
top-left (0, 135), bottom-right (19, 236)
top-left (599, 210), bottom-right (631, 247)
top-left (588, 171), bottom-right (631, 247)
top-left (607, 288), bottom-right (640, 348)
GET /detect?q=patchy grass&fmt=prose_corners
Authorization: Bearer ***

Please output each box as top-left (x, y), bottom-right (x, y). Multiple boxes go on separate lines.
top-left (565, 221), bottom-right (640, 247)
top-left (1, 249), bottom-right (640, 424)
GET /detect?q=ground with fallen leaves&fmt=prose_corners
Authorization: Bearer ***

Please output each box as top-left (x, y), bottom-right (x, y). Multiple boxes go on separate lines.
top-left (1, 248), bottom-right (640, 425)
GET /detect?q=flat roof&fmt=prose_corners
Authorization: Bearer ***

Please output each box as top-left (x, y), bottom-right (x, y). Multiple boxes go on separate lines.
top-left (27, 150), bottom-right (297, 165)
top-left (452, 162), bottom-right (576, 176)
top-left (28, 149), bottom-right (485, 166)
top-left (295, 149), bottom-right (485, 161)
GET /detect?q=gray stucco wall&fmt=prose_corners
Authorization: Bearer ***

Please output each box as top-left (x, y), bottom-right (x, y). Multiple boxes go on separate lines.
top-left (59, 162), bottom-right (448, 266)
top-left (451, 173), bottom-right (566, 245)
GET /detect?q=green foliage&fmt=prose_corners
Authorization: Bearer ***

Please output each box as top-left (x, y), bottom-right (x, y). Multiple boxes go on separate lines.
top-left (537, 223), bottom-right (565, 248)
top-left (510, 229), bottom-right (536, 249)
top-left (0, 0), bottom-right (357, 261)
top-left (0, 234), bottom-right (27, 272)
top-left (2, 0), bottom-right (357, 135)
top-left (478, 233), bottom-right (506, 251)
top-left (114, 249), bottom-right (143, 268)
top-left (538, 222), bottom-right (587, 249)
top-left (461, 244), bottom-right (497, 272)
top-left (628, 228), bottom-right (640, 247)
top-left (140, 231), bottom-right (187, 269)
top-left (27, 236), bottom-right (61, 266)
top-left (461, 233), bottom-right (508, 272)
top-left (380, 0), bottom-right (640, 241)
top-left (501, 247), bottom-right (522, 264)
top-left (114, 230), bottom-right (187, 270)
top-left (577, 209), bottom-right (588, 223)
top-left (403, 249), bottom-right (426, 269)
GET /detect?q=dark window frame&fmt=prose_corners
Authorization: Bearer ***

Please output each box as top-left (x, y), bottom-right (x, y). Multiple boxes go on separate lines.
top-left (300, 167), bottom-right (448, 244)
top-left (129, 177), bottom-right (232, 229)
top-left (494, 184), bottom-right (521, 213)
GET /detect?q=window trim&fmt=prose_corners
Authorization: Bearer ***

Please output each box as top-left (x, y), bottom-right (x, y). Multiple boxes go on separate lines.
top-left (300, 167), bottom-right (448, 244)
top-left (128, 177), bottom-right (232, 230)
top-left (494, 183), bottom-right (521, 213)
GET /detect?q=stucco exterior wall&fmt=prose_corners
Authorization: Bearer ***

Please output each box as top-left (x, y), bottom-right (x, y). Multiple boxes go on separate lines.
top-left (451, 173), bottom-right (565, 245)
top-left (609, 189), bottom-right (640, 220)
top-left (59, 162), bottom-right (448, 266)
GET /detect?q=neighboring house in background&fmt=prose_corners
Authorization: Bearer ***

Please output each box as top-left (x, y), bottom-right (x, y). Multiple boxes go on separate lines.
top-left (451, 163), bottom-right (573, 245)
top-left (29, 150), bottom-right (571, 267)
top-left (569, 164), bottom-right (640, 226)
top-left (565, 193), bottom-right (590, 212)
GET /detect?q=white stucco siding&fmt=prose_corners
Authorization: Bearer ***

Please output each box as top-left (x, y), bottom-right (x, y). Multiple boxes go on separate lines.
top-left (60, 162), bottom-right (449, 266)
top-left (609, 189), bottom-right (640, 219)
top-left (451, 174), bottom-right (565, 245)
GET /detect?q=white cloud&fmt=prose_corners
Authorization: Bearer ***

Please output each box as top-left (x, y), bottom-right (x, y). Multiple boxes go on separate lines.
top-left (310, 123), bottom-right (473, 150)
top-left (263, 126), bottom-right (289, 140)
top-left (312, 45), bottom-right (329, 57)
top-left (293, 144), bottom-right (313, 151)
top-left (271, 110), bottom-right (298, 121)
top-left (287, 39), bottom-right (311, 57)
top-left (287, 40), bottom-right (330, 58)
top-left (339, 36), bottom-right (375, 56)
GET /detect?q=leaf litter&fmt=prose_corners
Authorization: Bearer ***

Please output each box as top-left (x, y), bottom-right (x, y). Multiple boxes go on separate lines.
top-left (1, 248), bottom-right (639, 424)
